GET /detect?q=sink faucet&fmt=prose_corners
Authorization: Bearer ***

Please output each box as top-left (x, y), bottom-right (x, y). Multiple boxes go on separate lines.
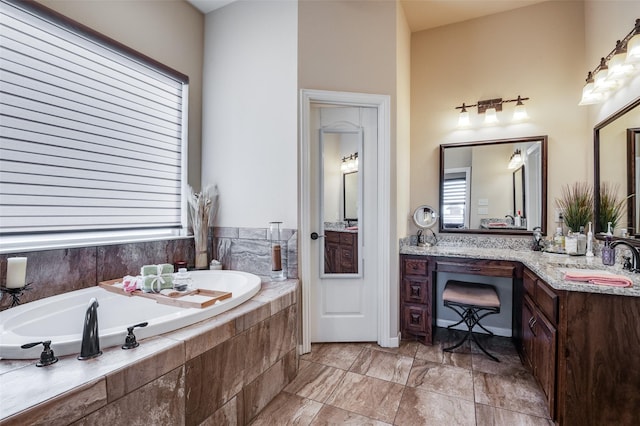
top-left (78, 297), bottom-right (102, 360)
top-left (505, 214), bottom-right (514, 225)
top-left (610, 240), bottom-right (640, 273)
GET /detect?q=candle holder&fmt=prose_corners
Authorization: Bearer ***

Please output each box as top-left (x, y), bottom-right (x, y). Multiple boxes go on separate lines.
top-left (268, 222), bottom-right (286, 281)
top-left (0, 282), bottom-right (33, 307)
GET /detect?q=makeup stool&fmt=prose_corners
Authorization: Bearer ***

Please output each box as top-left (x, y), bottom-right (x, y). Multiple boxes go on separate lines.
top-left (442, 280), bottom-right (501, 362)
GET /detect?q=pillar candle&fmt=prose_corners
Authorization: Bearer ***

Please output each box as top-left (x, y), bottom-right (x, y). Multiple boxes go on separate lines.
top-left (6, 257), bottom-right (27, 289)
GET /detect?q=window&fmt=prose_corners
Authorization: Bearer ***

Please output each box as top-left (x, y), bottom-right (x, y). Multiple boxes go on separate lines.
top-left (0, 0), bottom-right (189, 251)
top-left (442, 169), bottom-right (470, 229)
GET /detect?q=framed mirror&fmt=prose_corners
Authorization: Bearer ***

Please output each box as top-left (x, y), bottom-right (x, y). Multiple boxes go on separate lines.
top-left (320, 126), bottom-right (362, 275)
top-left (594, 96), bottom-right (640, 242)
top-left (439, 136), bottom-right (547, 235)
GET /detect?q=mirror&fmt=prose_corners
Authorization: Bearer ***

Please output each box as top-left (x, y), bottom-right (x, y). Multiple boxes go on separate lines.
top-left (439, 136), bottom-right (547, 235)
top-left (594, 97), bottom-right (640, 240)
top-left (320, 126), bottom-right (361, 274)
top-left (343, 171), bottom-right (358, 221)
top-left (513, 166), bottom-right (525, 218)
top-left (413, 205), bottom-right (439, 229)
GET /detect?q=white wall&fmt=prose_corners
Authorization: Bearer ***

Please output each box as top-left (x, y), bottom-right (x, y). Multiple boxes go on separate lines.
top-left (201, 0), bottom-right (298, 228)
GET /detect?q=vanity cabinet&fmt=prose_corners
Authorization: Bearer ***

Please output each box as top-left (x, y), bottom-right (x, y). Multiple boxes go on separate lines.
top-left (521, 267), bottom-right (558, 419)
top-left (400, 255), bottom-right (432, 344)
top-left (324, 231), bottom-right (357, 273)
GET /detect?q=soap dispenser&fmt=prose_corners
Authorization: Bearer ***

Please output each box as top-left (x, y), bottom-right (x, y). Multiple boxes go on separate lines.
top-left (601, 236), bottom-right (616, 266)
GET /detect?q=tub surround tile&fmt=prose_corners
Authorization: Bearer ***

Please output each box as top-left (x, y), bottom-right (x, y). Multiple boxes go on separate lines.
top-left (268, 305), bottom-right (297, 365)
top-left (200, 395), bottom-right (240, 426)
top-left (253, 279), bottom-right (298, 316)
top-left (244, 320), bottom-right (271, 385)
top-left (243, 348), bottom-right (298, 422)
top-left (96, 239), bottom-right (194, 281)
top-left (395, 387), bottom-right (476, 425)
top-left (324, 371), bottom-right (404, 423)
top-left (249, 392), bottom-right (323, 426)
top-left (105, 338), bottom-right (185, 402)
top-left (172, 316), bottom-right (238, 361)
top-left (0, 247), bottom-right (96, 310)
top-left (74, 366), bottom-right (185, 426)
top-left (212, 226), bottom-right (298, 280)
top-left (1, 378), bottom-right (106, 426)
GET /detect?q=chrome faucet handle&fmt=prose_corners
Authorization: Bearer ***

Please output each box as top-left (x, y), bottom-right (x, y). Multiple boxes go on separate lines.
top-left (122, 322), bottom-right (148, 350)
top-left (21, 340), bottom-right (58, 367)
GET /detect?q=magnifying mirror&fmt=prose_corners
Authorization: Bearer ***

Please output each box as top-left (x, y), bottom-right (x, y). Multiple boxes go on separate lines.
top-left (412, 205), bottom-right (438, 247)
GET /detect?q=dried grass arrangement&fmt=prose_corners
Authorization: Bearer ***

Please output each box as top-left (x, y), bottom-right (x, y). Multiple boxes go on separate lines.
top-left (598, 181), bottom-right (631, 232)
top-left (555, 182), bottom-right (593, 233)
top-left (188, 185), bottom-right (219, 269)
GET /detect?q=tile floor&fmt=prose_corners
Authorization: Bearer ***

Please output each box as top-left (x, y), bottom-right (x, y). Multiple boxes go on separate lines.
top-left (250, 328), bottom-right (553, 425)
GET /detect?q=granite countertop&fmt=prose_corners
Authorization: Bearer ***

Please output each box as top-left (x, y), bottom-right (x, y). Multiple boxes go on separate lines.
top-left (324, 222), bottom-right (358, 233)
top-left (400, 244), bottom-right (640, 297)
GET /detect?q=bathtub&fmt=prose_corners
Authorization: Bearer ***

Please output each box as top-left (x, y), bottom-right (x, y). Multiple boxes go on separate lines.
top-left (0, 270), bottom-right (261, 360)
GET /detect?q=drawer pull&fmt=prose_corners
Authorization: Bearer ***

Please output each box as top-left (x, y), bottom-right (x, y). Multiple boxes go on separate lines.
top-left (410, 285), bottom-right (421, 298)
top-left (410, 313), bottom-right (422, 324)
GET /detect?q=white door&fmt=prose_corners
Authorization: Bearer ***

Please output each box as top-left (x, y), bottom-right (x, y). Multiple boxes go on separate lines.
top-left (309, 105), bottom-right (378, 342)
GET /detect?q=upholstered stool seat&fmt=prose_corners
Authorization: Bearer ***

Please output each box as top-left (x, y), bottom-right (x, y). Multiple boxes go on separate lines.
top-left (442, 280), bottom-right (501, 362)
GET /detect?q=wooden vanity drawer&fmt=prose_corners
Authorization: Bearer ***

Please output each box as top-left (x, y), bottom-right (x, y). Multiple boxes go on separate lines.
top-left (402, 276), bottom-right (430, 304)
top-left (403, 258), bottom-right (429, 276)
top-left (402, 303), bottom-right (430, 334)
top-left (523, 268), bottom-right (558, 324)
top-left (436, 260), bottom-right (515, 278)
top-left (535, 280), bottom-right (558, 325)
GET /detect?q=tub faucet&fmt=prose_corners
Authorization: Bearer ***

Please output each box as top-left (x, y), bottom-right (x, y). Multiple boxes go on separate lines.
top-left (609, 240), bottom-right (640, 273)
top-left (78, 297), bottom-right (102, 360)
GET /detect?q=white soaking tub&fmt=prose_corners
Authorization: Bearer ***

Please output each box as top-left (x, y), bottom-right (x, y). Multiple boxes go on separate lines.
top-left (0, 270), bottom-right (261, 359)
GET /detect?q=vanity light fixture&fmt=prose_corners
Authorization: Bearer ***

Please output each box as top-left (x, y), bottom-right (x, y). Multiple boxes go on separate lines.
top-left (508, 149), bottom-right (523, 170)
top-left (455, 96), bottom-right (530, 127)
top-left (579, 18), bottom-right (640, 106)
top-left (340, 153), bottom-right (358, 173)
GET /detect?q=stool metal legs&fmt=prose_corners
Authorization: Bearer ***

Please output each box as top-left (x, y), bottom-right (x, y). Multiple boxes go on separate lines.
top-left (443, 301), bottom-right (500, 362)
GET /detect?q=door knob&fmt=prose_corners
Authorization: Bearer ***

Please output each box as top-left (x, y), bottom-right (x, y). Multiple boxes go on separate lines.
top-left (310, 232), bottom-right (324, 240)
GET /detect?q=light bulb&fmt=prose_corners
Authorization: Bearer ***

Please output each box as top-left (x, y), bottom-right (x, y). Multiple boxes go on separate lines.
top-left (457, 110), bottom-right (470, 127)
top-left (484, 107), bottom-right (498, 125)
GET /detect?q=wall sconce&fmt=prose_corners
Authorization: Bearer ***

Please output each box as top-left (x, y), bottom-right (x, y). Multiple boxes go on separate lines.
top-left (455, 96), bottom-right (530, 127)
top-left (508, 149), bottom-right (523, 170)
top-left (340, 153), bottom-right (358, 173)
top-left (579, 18), bottom-right (640, 105)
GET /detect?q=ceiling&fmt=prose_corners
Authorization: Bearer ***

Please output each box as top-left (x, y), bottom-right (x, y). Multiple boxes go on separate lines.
top-left (188, 0), bottom-right (550, 33)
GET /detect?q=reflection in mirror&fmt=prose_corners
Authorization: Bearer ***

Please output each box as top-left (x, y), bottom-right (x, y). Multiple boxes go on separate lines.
top-left (343, 172), bottom-right (357, 221)
top-left (595, 97), bottom-right (639, 240)
top-left (321, 127), bottom-right (361, 275)
top-left (513, 166), bottom-right (525, 218)
top-left (440, 136), bottom-right (547, 235)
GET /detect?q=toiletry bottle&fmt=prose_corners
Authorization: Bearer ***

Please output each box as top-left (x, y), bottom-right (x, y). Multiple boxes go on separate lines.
top-left (586, 221), bottom-right (594, 257)
top-left (606, 222), bottom-right (613, 237)
top-left (577, 226), bottom-right (587, 255)
top-left (601, 236), bottom-right (616, 266)
top-left (515, 211), bottom-right (522, 227)
top-left (554, 227), bottom-right (565, 252)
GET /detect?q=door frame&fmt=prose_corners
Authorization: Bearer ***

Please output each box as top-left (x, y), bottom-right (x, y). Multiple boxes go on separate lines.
top-left (299, 89), bottom-right (391, 354)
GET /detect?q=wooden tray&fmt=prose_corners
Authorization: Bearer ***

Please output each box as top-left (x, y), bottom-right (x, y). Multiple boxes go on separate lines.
top-left (98, 279), bottom-right (232, 308)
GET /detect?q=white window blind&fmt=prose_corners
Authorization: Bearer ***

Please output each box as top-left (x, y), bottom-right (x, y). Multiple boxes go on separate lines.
top-left (443, 176), bottom-right (467, 226)
top-left (0, 0), bottom-right (188, 238)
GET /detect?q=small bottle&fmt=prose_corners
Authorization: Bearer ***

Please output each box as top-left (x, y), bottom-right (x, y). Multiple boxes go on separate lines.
top-left (554, 227), bottom-right (565, 253)
top-left (565, 230), bottom-right (578, 255)
top-left (586, 221), bottom-right (594, 257)
top-left (515, 211), bottom-right (522, 227)
top-left (173, 268), bottom-right (192, 291)
top-left (601, 237), bottom-right (616, 266)
top-left (577, 226), bottom-right (587, 255)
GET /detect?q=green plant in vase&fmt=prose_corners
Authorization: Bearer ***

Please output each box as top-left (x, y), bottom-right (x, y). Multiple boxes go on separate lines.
top-left (555, 182), bottom-right (593, 233)
top-left (598, 181), bottom-right (631, 233)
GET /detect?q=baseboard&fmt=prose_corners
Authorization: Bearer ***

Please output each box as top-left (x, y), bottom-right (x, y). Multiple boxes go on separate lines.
top-left (436, 319), bottom-right (512, 337)
top-left (378, 332), bottom-right (401, 348)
